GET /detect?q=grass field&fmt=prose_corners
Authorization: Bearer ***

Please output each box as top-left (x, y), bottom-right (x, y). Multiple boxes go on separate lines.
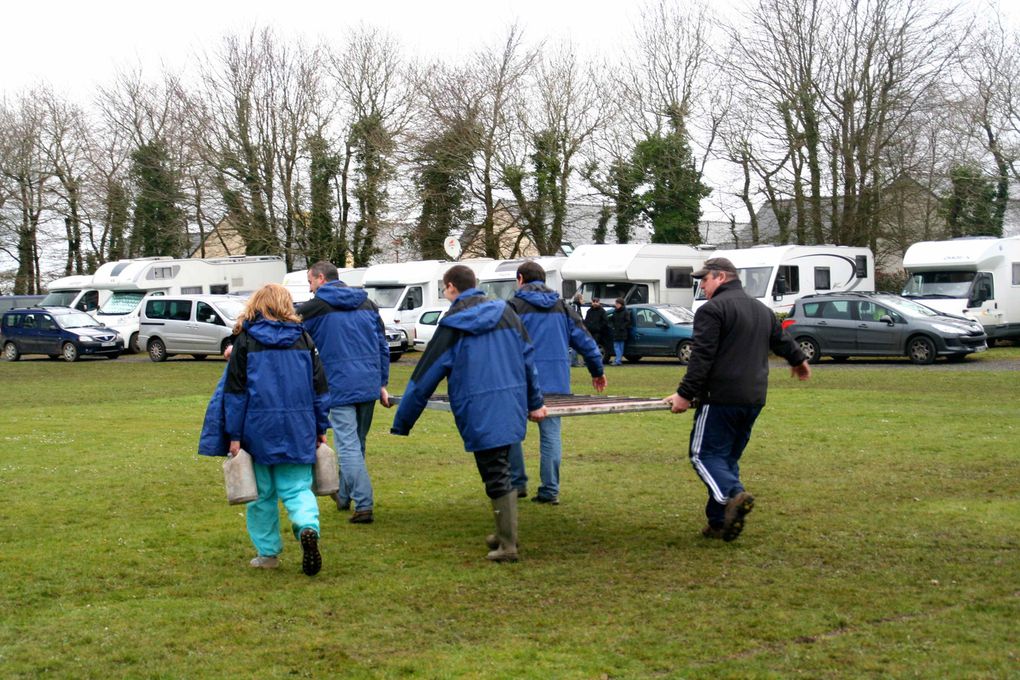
top-left (1, 350), bottom-right (1018, 678)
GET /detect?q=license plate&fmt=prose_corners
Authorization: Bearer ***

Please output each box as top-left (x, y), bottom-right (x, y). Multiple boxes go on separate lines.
top-left (102, 341), bottom-right (115, 347)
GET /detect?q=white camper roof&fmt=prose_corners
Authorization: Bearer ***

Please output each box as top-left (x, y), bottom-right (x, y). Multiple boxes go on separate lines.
top-left (562, 244), bottom-right (706, 280)
top-left (479, 257), bottom-right (568, 282)
top-left (709, 244), bottom-right (870, 268)
top-left (903, 236), bottom-right (1020, 270)
top-left (363, 259), bottom-right (494, 285)
top-left (45, 274), bottom-right (95, 291)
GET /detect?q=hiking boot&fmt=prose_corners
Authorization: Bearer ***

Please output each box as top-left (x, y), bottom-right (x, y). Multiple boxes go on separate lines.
top-left (531, 494), bottom-right (559, 505)
top-left (300, 528), bottom-right (321, 576)
top-left (701, 525), bottom-right (725, 540)
top-left (249, 555), bottom-right (279, 569)
top-left (722, 491), bottom-right (755, 542)
top-left (332, 492), bottom-right (350, 512)
top-left (516, 486), bottom-right (528, 499)
top-left (349, 510), bottom-right (374, 524)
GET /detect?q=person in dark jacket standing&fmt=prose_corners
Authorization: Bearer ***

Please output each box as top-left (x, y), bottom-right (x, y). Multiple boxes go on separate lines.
top-left (299, 262), bottom-right (390, 525)
top-left (609, 298), bottom-right (631, 365)
top-left (507, 261), bottom-right (606, 504)
top-left (224, 284), bottom-right (331, 575)
top-left (391, 265), bottom-right (546, 562)
top-left (584, 297), bottom-right (610, 357)
top-left (664, 258), bottom-right (811, 542)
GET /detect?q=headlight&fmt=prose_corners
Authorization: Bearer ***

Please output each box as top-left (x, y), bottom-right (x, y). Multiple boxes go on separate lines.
top-left (931, 323), bottom-right (966, 335)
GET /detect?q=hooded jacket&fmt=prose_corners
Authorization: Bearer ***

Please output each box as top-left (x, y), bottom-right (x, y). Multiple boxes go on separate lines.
top-left (299, 281), bottom-right (389, 407)
top-left (610, 304), bottom-right (632, 341)
top-left (221, 318), bottom-right (330, 465)
top-left (391, 288), bottom-right (543, 452)
top-left (508, 282), bottom-right (603, 395)
top-left (677, 279), bottom-right (806, 406)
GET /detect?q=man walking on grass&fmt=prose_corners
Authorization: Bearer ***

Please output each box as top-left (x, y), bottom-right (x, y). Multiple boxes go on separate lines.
top-left (665, 258), bottom-right (811, 542)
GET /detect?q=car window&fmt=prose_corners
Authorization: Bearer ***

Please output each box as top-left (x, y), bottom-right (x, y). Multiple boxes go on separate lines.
top-left (635, 308), bottom-right (661, 328)
top-left (801, 302), bottom-right (822, 318)
top-left (168, 300), bottom-right (193, 321)
top-left (2, 313), bottom-right (20, 329)
top-left (197, 302), bottom-right (223, 326)
top-left (419, 311), bottom-right (441, 326)
top-left (38, 315), bottom-right (58, 331)
top-left (819, 300), bottom-right (852, 320)
top-left (22, 314), bottom-right (37, 329)
top-left (854, 301), bottom-right (893, 322)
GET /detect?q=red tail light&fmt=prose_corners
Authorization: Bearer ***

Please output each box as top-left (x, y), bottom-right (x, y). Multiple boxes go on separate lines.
top-left (781, 318), bottom-right (796, 330)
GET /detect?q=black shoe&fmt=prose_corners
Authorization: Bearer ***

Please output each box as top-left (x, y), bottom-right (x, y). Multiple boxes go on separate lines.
top-left (349, 510), bottom-right (374, 524)
top-left (701, 524), bottom-right (725, 539)
top-left (516, 487), bottom-right (528, 499)
top-left (300, 528), bottom-right (321, 576)
top-left (722, 491), bottom-right (754, 542)
top-left (531, 495), bottom-right (559, 505)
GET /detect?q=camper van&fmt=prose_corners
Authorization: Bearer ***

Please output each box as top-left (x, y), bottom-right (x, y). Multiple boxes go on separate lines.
top-left (283, 267), bottom-right (366, 303)
top-left (92, 256), bottom-right (286, 352)
top-left (562, 244), bottom-right (714, 311)
top-left (40, 274), bottom-right (112, 313)
top-left (362, 259), bottom-right (496, 344)
top-left (692, 245), bottom-right (874, 314)
top-left (901, 236), bottom-right (1020, 341)
top-left (478, 257), bottom-right (575, 301)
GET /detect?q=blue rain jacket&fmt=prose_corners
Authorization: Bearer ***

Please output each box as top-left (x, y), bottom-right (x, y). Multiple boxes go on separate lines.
top-left (509, 283), bottom-right (604, 394)
top-left (215, 318), bottom-right (330, 465)
top-left (390, 289), bottom-right (543, 452)
top-left (299, 281), bottom-right (389, 407)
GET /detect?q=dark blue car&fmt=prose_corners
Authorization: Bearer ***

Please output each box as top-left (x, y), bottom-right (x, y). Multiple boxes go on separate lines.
top-left (1, 307), bottom-right (124, 362)
top-left (605, 303), bottom-right (696, 364)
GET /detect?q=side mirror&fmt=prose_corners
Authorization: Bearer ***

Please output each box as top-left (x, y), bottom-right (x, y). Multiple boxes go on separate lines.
top-left (655, 320), bottom-right (668, 329)
top-left (879, 314), bottom-right (895, 325)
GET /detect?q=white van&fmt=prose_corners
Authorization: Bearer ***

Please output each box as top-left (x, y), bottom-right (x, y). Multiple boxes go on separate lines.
top-left (478, 257), bottom-right (575, 301)
top-left (362, 259), bottom-right (495, 344)
top-left (92, 256), bottom-right (286, 353)
top-left (902, 236), bottom-right (1020, 341)
top-left (283, 267), bottom-right (367, 304)
top-left (39, 274), bottom-right (111, 313)
top-left (562, 244), bottom-right (714, 311)
top-left (138, 294), bottom-right (246, 361)
top-left (693, 245), bottom-right (874, 314)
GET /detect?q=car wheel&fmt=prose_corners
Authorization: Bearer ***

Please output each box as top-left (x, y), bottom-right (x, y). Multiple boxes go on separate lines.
top-left (623, 354), bottom-right (642, 363)
top-left (907, 335), bottom-right (936, 365)
top-left (191, 354), bottom-right (207, 361)
top-left (797, 336), bottom-right (821, 364)
top-left (148, 338), bottom-right (168, 362)
top-left (676, 340), bottom-right (693, 365)
top-left (389, 352), bottom-right (402, 363)
top-left (129, 332), bottom-right (140, 354)
top-left (62, 342), bottom-right (80, 362)
top-left (3, 342), bottom-right (20, 361)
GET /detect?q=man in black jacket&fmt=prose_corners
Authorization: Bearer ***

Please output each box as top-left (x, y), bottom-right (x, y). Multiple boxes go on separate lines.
top-left (583, 297), bottom-right (610, 357)
top-left (665, 258), bottom-right (811, 542)
top-left (609, 298), bottom-right (631, 365)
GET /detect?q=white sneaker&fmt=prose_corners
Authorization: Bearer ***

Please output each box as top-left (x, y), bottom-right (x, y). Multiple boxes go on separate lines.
top-left (249, 555), bottom-right (279, 569)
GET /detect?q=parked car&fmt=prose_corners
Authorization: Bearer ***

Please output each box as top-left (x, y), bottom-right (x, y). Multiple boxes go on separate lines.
top-left (605, 303), bottom-right (696, 364)
top-left (139, 295), bottom-right (246, 361)
top-left (386, 324), bottom-right (408, 362)
top-left (1, 306), bottom-right (123, 362)
top-left (413, 306), bottom-right (447, 351)
top-left (782, 292), bottom-right (988, 365)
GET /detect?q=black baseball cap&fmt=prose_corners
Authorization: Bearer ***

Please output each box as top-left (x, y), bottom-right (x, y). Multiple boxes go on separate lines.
top-left (692, 257), bottom-right (738, 278)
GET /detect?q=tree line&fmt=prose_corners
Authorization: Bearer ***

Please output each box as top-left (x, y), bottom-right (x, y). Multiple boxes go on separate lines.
top-left (1, 0), bottom-right (1017, 294)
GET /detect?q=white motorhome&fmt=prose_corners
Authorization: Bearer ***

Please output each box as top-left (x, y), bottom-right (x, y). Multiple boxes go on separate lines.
top-left (901, 236), bottom-right (1020, 341)
top-left (40, 274), bottom-right (112, 312)
top-left (283, 267), bottom-right (366, 303)
top-left (362, 258), bottom-right (495, 344)
top-left (92, 256), bottom-right (286, 352)
top-left (478, 257), bottom-right (575, 301)
top-left (693, 245), bottom-right (874, 314)
top-left (562, 244), bottom-right (714, 310)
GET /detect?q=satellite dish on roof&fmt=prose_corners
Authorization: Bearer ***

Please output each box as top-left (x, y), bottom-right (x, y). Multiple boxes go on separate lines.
top-left (443, 236), bottom-right (462, 260)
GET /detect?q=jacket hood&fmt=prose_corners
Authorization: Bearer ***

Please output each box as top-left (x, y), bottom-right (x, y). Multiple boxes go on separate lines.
top-left (440, 289), bottom-right (506, 335)
top-left (316, 281), bottom-right (368, 310)
top-left (245, 318), bottom-right (304, 348)
top-left (515, 282), bottom-right (560, 309)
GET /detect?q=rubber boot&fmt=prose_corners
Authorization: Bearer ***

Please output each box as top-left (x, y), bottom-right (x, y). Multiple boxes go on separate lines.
top-left (485, 492), bottom-right (519, 562)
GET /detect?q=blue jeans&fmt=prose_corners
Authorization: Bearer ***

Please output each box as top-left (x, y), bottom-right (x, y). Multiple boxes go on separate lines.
top-left (508, 416), bottom-right (563, 499)
top-left (329, 402), bottom-right (375, 511)
top-left (613, 341), bottom-right (625, 365)
top-left (247, 462), bottom-right (319, 557)
top-left (688, 403), bottom-right (762, 527)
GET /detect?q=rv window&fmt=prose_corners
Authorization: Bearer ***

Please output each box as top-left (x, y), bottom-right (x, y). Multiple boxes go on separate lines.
top-left (1013, 263), bottom-right (1020, 285)
top-left (626, 285), bottom-right (649, 305)
top-left (181, 286), bottom-right (202, 295)
top-left (665, 266), bottom-right (693, 289)
top-left (480, 280), bottom-right (517, 301)
top-left (147, 266), bottom-right (180, 281)
top-left (814, 267), bottom-right (831, 290)
top-left (902, 271), bottom-right (974, 298)
top-left (969, 273), bottom-right (993, 307)
top-left (562, 280), bottom-right (577, 299)
top-left (402, 286), bottom-right (423, 311)
top-left (210, 284), bottom-right (228, 295)
top-left (77, 290), bottom-right (99, 311)
top-left (855, 255), bottom-right (869, 279)
top-left (773, 266), bottom-right (799, 296)
top-left (738, 267), bottom-right (773, 298)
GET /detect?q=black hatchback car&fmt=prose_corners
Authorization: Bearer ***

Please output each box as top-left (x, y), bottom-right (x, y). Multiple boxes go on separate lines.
top-left (782, 292), bottom-right (987, 364)
top-left (1, 307), bottom-right (124, 362)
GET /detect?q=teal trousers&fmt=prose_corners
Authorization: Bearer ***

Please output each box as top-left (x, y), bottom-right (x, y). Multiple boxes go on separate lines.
top-left (246, 462), bottom-right (319, 557)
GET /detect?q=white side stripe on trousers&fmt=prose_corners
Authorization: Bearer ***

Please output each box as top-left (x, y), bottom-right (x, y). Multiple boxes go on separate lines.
top-left (689, 404), bottom-right (727, 504)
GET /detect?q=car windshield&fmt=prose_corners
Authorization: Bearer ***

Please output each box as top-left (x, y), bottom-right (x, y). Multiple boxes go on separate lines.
top-left (365, 286), bottom-right (405, 308)
top-left (214, 299), bottom-right (245, 320)
top-left (879, 296), bottom-right (941, 318)
top-left (902, 271), bottom-right (974, 298)
top-left (737, 267), bottom-right (774, 298)
top-left (479, 280), bottom-right (517, 301)
top-left (99, 291), bottom-right (146, 315)
top-left (40, 290), bottom-right (79, 306)
top-left (658, 306), bottom-right (695, 324)
top-left (58, 312), bottom-right (101, 328)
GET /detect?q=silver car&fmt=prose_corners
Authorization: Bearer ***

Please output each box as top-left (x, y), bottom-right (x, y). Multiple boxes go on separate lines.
top-left (139, 295), bottom-right (246, 361)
